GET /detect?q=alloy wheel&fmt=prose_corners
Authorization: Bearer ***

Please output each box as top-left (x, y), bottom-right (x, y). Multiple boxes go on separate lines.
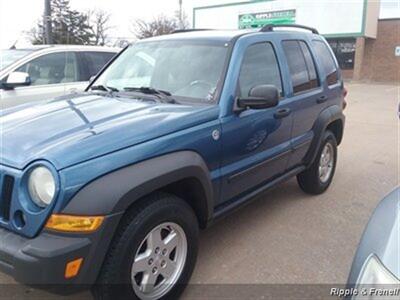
top-left (131, 222), bottom-right (187, 300)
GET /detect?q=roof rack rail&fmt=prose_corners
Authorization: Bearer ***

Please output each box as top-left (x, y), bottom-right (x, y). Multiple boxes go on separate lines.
top-left (172, 29), bottom-right (213, 34)
top-left (260, 24), bottom-right (319, 34)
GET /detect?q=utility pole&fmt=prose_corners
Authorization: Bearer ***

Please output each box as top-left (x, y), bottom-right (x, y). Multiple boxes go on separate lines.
top-left (44, 0), bottom-right (53, 44)
top-left (179, 0), bottom-right (183, 28)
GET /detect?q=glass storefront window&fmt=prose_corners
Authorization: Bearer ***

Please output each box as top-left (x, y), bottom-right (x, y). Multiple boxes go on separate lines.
top-left (327, 38), bottom-right (356, 70)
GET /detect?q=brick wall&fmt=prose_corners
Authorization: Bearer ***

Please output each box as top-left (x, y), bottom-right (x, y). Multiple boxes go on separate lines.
top-left (341, 69), bottom-right (354, 80)
top-left (357, 19), bottom-right (400, 82)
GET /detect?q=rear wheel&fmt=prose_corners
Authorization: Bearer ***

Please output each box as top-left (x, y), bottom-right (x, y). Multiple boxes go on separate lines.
top-left (297, 130), bottom-right (337, 195)
top-left (92, 193), bottom-right (199, 300)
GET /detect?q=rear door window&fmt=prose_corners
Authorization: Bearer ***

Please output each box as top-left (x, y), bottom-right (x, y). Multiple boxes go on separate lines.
top-left (282, 40), bottom-right (319, 94)
top-left (312, 40), bottom-right (339, 85)
top-left (82, 52), bottom-right (115, 80)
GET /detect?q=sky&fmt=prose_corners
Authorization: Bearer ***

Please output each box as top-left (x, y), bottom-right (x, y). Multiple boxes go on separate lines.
top-left (0, 0), bottom-right (399, 49)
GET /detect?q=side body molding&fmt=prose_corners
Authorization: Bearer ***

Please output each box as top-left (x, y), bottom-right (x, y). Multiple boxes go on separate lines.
top-left (304, 105), bottom-right (345, 166)
top-left (62, 151), bottom-right (214, 224)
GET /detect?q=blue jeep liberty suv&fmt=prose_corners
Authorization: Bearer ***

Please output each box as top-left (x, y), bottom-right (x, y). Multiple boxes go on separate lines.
top-left (0, 25), bottom-right (345, 300)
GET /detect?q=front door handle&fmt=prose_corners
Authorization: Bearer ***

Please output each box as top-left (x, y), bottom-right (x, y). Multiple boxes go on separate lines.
top-left (274, 108), bottom-right (291, 119)
top-left (316, 95), bottom-right (328, 104)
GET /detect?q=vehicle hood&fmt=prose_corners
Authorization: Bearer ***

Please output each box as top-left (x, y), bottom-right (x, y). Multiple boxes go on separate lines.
top-left (0, 94), bottom-right (217, 170)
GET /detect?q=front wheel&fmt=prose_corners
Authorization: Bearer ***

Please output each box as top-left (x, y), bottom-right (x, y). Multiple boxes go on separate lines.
top-left (92, 193), bottom-right (199, 300)
top-left (297, 130), bottom-right (337, 195)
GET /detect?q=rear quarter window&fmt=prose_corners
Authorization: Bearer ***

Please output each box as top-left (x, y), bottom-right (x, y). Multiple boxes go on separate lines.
top-left (312, 40), bottom-right (339, 86)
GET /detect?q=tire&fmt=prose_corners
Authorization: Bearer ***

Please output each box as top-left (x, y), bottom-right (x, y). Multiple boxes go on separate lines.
top-left (91, 192), bottom-right (199, 300)
top-left (297, 130), bottom-right (337, 195)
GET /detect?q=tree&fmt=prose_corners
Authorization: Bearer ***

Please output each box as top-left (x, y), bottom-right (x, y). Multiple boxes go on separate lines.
top-left (132, 12), bottom-right (189, 40)
top-left (30, 0), bottom-right (110, 45)
top-left (175, 9), bottom-right (189, 30)
top-left (87, 9), bottom-right (112, 46)
top-left (28, 26), bottom-right (44, 45)
top-left (60, 8), bottom-right (93, 44)
top-left (132, 15), bottom-right (177, 39)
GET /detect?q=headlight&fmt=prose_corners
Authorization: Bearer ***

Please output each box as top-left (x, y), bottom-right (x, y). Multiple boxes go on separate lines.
top-left (356, 255), bottom-right (399, 285)
top-left (28, 166), bottom-right (56, 208)
top-left (352, 255), bottom-right (400, 299)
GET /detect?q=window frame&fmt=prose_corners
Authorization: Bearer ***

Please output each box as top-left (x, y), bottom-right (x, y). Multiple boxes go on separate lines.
top-left (281, 39), bottom-right (321, 96)
top-left (235, 41), bottom-right (285, 100)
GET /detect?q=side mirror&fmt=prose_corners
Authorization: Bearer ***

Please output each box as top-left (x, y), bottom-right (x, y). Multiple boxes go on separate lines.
top-left (237, 85), bottom-right (279, 110)
top-left (3, 72), bottom-right (31, 89)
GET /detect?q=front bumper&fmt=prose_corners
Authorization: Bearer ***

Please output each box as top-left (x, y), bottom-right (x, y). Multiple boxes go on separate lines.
top-left (0, 213), bottom-right (122, 294)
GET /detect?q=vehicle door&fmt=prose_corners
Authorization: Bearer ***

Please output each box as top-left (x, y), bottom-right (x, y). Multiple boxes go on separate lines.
top-left (0, 51), bottom-right (79, 108)
top-left (219, 41), bottom-right (293, 203)
top-left (279, 39), bottom-right (328, 169)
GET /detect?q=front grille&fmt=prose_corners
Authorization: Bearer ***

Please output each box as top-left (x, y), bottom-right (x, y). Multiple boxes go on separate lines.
top-left (0, 175), bottom-right (15, 221)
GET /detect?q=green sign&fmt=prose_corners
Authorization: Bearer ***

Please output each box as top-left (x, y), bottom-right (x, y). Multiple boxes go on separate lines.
top-left (239, 9), bottom-right (296, 29)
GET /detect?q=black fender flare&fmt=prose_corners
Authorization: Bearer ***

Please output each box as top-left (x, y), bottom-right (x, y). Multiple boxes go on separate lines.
top-left (304, 105), bottom-right (345, 166)
top-left (62, 151), bottom-right (214, 225)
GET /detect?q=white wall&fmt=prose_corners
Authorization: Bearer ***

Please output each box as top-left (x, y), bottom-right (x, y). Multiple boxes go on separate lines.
top-left (193, 0), bottom-right (374, 36)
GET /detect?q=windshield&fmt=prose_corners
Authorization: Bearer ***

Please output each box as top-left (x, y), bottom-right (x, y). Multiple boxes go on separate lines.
top-left (93, 40), bottom-right (229, 103)
top-left (0, 49), bottom-right (34, 71)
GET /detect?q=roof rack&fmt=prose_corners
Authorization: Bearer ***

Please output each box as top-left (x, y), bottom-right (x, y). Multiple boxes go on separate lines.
top-left (260, 24), bottom-right (319, 34)
top-left (172, 29), bottom-right (213, 34)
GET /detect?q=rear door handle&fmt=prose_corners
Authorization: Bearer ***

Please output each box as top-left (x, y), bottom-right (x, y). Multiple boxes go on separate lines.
top-left (316, 95), bottom-right (328, 104)
top-left (274, 108), bottom-right (291, 119)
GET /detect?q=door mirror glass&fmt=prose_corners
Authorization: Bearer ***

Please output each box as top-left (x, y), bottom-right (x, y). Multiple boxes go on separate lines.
top-left (3, 72), bottom-right (31, 89)
top-left (237, 84), bottom-right (279, 110)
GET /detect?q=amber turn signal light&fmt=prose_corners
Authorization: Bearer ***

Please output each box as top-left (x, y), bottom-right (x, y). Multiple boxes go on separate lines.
top-left (65, 258), bottom-right (83, 279)
top-left (45, 214), bottom-right (104, 233)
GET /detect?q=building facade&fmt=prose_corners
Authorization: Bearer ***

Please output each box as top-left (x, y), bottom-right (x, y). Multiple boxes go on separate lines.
top-left (353, 18), bottom-right (400, 82)
top-left (192, 0), bottom-right (400, 82)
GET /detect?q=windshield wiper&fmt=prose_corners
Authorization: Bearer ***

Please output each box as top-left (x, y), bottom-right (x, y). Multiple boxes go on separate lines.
top-left (123, 86), bottom-right (177, 103)
top-left (124, 86), bottom-right (171, 96)
top-left (90, 85), bottom-right (119, 92)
